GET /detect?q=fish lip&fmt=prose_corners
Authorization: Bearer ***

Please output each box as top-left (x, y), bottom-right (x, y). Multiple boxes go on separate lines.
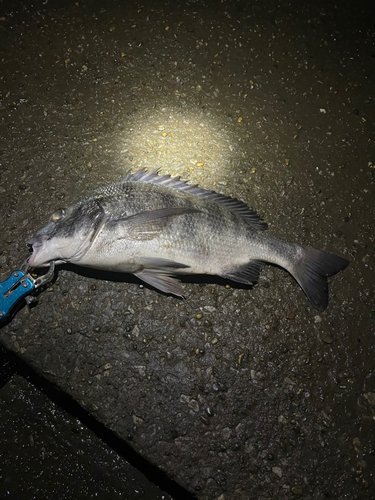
top-left (26, 234), bottom-right (49, 268)
top-left (26, 233), bottom-right (49, 248)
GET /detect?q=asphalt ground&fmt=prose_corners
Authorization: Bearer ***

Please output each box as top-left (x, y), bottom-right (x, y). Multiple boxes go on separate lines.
top-left (0, 1), bottom-right (374, 499)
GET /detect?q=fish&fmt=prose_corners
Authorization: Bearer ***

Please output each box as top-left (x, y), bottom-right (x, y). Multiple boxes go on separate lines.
top-left (26, 168), bottom-right (349, 311)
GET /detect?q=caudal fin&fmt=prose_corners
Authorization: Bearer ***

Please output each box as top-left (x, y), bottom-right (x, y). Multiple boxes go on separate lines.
top-left (291, 246), bottom-right (349, 311)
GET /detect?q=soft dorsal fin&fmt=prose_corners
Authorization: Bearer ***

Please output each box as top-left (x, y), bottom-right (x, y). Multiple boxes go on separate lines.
top-left (122, 168), bottom-right (268, 231)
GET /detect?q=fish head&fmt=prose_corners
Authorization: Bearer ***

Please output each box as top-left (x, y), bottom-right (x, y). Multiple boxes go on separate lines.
top-left (27, 200), bottom-right (105, 269)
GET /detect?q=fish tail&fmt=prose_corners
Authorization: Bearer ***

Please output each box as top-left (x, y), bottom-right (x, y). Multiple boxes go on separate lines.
top-left (290, 246), bottom-right (349, 311)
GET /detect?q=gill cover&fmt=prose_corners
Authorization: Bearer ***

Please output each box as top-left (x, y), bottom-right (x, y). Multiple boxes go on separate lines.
top-left (27, 200), bottom-right (106, 268)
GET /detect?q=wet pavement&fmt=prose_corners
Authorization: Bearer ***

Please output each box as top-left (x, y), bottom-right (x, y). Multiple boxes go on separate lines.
top-left (0, 347), bottom-right (176, 499)
top-left (0, 0), bottom-right (374, 499)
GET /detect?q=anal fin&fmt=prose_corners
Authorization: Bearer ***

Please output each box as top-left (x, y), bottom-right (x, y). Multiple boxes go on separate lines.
top-left (136, 271), bottom-right (185, 297)
top-left (225, 260), bottom-right (265, 285)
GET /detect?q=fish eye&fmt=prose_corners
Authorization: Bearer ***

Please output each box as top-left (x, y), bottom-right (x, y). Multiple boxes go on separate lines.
top-left (51, 208), bottom-right (67, 222)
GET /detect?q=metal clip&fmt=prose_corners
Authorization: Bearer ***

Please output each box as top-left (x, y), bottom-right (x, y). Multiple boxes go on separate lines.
top-left (0, 261), bottom-right (55, 321)
top-left (34, 261), bottom-right (55, 290)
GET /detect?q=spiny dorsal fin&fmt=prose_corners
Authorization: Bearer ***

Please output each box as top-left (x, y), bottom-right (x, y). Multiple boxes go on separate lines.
top-left (122, 168), bottom-right (268, 231)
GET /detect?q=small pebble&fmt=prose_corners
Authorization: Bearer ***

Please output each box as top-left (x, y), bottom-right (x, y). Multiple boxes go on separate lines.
top-left (291, 485), bottom-right (303, 495)
top-left (132, 414), bottom-right (144, 425)
top-left (188, 399), bottom-right (199, 412)
top-left (272, 466), bottom-right (282, 478)
top-left (364, 392), bottom-right (375, 406)
top-left (206, 406), bottom-right (214, 417)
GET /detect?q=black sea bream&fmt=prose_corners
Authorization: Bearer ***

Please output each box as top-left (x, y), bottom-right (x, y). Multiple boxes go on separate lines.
top-left (27, 168), bottom-right (349, 311)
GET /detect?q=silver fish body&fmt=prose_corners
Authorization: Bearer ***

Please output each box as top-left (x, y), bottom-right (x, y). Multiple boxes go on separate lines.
top-left (27, 168), bottom-right (349, 311)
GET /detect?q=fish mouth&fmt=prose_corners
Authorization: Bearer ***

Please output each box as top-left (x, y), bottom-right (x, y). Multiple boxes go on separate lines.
top-left (26, 234), bottom-right (51, 269)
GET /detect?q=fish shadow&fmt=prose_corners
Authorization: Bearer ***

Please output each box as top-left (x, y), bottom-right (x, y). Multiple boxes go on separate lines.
top-left (60, 264), bottom-right (255, 296)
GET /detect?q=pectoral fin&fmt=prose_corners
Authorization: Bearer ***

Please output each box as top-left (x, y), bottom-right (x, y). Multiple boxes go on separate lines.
top-left (114, 207), bottom-right (200, 241)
